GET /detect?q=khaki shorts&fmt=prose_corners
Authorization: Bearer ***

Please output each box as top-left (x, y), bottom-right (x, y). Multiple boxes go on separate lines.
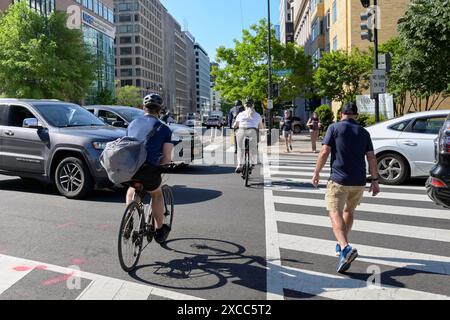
top-left (325, 181), bottom-right (365, 212)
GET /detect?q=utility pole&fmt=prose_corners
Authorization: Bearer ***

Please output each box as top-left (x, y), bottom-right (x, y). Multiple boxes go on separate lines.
top-left (267, 0), bottom-right (273, 146)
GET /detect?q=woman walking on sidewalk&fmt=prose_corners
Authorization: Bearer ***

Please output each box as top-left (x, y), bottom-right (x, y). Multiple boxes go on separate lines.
top-left (280, 110), bottom-right (293, 153)
top-left (307, 112), bottom-right (321, 153)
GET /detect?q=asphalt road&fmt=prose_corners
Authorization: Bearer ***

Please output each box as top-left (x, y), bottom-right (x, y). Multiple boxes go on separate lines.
top-left (0, 156), bottom-right (267, 300)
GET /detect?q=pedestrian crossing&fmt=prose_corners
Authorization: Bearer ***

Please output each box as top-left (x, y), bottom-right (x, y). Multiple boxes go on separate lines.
top-left (263, 151), bottom-right (450, 300)
top-left (0, 254), bottom-right (203, 300)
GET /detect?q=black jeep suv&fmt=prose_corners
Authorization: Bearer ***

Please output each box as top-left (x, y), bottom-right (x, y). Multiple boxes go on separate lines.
top-left (0, 99), bottom-right (125, 199)
top-left (426, 113), bottom-right (450, 209)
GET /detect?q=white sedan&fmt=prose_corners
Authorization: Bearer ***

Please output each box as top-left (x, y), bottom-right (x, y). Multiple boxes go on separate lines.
top-left (366, 110), bottom-right (450, 185)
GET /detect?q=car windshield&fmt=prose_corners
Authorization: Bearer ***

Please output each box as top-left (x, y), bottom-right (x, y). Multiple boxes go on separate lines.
top-left (34, 103), bottom-right (106, 128)
top-left (117, 108), bottom-right (144, 122)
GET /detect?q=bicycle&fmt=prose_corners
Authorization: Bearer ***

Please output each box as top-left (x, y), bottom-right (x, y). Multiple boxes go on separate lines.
top-left (118, 164), bottom-right (175, 272)
top-left (241, 136), bottom-right (252, 187)
top-left (240, 128), bottom-right (258, 187)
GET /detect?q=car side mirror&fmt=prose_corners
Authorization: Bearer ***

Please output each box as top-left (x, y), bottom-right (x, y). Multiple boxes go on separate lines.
top-left (23, 118), bottom-right (40, 129)
top-left (112, 121), bottom-right (126, 127)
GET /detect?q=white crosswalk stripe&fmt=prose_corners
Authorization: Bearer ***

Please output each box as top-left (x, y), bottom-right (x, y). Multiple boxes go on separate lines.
top-left (263, 151), bottom-right (450, 300)
top-left (0, 254), bottom-right (203, 300)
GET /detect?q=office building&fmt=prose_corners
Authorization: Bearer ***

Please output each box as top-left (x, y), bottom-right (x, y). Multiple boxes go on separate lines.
top-left (194, 43), bottom-right (211, 118)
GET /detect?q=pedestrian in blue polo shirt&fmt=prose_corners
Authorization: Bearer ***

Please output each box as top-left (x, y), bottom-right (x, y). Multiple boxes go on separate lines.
top-left (312, 102), bottom-right (381, 273)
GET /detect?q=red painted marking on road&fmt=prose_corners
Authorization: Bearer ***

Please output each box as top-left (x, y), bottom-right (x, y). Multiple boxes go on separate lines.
top-left (13, 266), bottom-right (32, 272)
top-left (34, 265), bottom-right (48, 270)
top-left (57, 222), bottom-right (75, 228)
top-left (72, 258), bottom-right (86, 265)
top-left (42, 272), bottom-right (75, 286)
top-left (99, 224), bottom-right (109, 230)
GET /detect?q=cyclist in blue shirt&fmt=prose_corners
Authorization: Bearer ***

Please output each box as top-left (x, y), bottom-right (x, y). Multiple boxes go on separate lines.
top-left (126, 93), bottom-right (174, 243)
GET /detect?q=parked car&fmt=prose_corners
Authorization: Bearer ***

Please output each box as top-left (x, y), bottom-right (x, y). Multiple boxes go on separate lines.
top-left (85, 105), bottom-right (203, 166)
top-left (205, 116), bottom-right (222, 129)
top-left (426, 113), bottom-right (450, 209)
top-left (184, 113), bottom-right (202, 127)
top-left (0, 99), bottom-right (126, 199)
top-left (366, 110), bottom-right (450, 185)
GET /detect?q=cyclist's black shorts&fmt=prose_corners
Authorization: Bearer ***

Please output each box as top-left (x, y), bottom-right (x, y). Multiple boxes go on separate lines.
top-left (131, 164), bottom-right (162, 192)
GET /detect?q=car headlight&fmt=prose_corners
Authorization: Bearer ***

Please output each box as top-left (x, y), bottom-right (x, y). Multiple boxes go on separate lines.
top-left (92, 141), bottom-right (108, 150)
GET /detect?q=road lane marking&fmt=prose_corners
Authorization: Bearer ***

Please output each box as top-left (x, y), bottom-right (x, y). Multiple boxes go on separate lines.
top-left (275, 211), bottom-right (450, 242)
top-left (279, 233), bottom-right (450, 276)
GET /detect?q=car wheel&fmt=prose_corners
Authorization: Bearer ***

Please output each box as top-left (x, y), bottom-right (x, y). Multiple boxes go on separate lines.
top-left (54, 157), bottom-right (93, 199)
top-left (293, 125), bottom-right (301, 134)
top-left (377, 153), bottom-right (409, 185)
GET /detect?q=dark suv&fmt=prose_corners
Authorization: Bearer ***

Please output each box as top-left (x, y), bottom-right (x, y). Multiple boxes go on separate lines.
top-left (426, 113), bottom-right (450, 209)
top-left (0, 99), bottom-right (125, 199)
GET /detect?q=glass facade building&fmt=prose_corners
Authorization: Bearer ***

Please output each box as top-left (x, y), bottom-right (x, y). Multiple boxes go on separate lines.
top-left (83, 26), bottom-right (115, 104)
top-left (12, 0), bottom-right (55, 15)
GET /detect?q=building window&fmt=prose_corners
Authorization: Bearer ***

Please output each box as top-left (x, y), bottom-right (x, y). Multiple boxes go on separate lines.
top-left (332, 0), bottom-right (337, 24)
top-left (121, 80), bottom-right (133, 86)
top-left (310, 0), bottom-right (318, 12)
top-left (120, 69), bottom-right (132, 77)
top-left (311, 18), bottom-right (320, 42)
top-left (136, 79), bottom-right (141, 87)
top-left (119, 15), bottom-right (132, 22)
top-left (119, 36), bottom-right (132, 44)
top-left (326, 10), bottom-right (331, 30)
top-left (332, 36), bottom-right (338, 51)
top-left (120, 47), bottom-right (132, 55)
top-left (93, 0), bottom-right (98, 14)
top-left (120, 58), bottom-right (132, 66)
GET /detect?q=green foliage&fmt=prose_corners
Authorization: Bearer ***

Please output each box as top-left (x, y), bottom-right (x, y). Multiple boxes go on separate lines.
top-left (385, 0), bottom-right (450, 112)
top-left (313, 48), bottom-right (372, 104)
top-left (213, 19), bottom-right (313, 105)
top-left (357, 113), bottom-right (385, 127)
top-left (116, 85), bottom-right (142, 107)
top-left (314, 104), bottom-right (334, 133)
top-left (94, 87), bottom-right (116, 105)
top-left (0, 2), bottom-right (96, 101)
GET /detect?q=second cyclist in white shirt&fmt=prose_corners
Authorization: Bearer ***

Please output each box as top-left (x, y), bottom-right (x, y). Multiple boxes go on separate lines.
top-left (233, 97), bottom-right (265, 173)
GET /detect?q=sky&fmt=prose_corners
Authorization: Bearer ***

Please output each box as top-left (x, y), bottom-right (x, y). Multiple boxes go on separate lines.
top-left (160, 0), bottom-right (280, 61)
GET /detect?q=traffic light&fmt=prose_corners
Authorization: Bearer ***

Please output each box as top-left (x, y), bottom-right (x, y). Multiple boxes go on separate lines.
top-left (360, 6), bottom-right (375, 42)
top-left (360, 0), bottom-right (371, 8)
top-left (272, 83), bottom-right (280, 98)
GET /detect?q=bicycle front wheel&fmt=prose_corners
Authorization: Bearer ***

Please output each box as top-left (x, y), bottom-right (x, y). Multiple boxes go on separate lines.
top-left (118, 201), bottom-right (145, 272)
top-left (161, 185), bottom-right (174, 230)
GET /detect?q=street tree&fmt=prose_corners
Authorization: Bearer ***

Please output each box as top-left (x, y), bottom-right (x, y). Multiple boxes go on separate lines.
top-left (0, 2), bottom-right (96, 102)
top-left (313, 48), bottom-right (372, 104)
top-left (116, 85), bottom-right (142, 107)
top-left (395, 0), bottom-right (450, 111)
top-left (213, 19), bottom-right (313, 105)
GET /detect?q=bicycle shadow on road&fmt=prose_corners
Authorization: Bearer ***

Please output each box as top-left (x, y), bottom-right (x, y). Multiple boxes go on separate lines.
top-left (128, 238), bottom-right (450, 298)
top-left (128, 237), bottom-right (307, 294)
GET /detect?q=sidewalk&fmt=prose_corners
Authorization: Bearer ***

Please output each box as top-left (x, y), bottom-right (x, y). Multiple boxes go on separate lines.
top-left (267, 132), bottom-right (322, 156)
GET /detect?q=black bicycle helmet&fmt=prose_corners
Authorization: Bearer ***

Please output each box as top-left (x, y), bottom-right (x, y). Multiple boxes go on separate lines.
top-left (143, 93), bottom-right (163, 106)
top-left (235, 100), bottom-right (243, 106)
top-left (244, 97), bottom-right (254, 105)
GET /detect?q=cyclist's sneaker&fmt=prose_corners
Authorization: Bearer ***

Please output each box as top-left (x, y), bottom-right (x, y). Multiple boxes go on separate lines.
top-left (336, 245), bottom-right (358, 274)
top-left (235, 166), bottom-right (243, 174)
top-left (335, 243), bottom-right (341, 257)
top-left (154, 224), bottom-right (171, 244)
top-left (290, 144), bottom-right (293, 151)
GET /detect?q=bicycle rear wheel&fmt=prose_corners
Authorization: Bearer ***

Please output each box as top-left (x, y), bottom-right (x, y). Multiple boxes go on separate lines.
top-left (161, 185), bottom-right (174, 231)
top-left (118, 201), bottom-right (145, 272)
top-left (244, 151), bottom-right (250, 187)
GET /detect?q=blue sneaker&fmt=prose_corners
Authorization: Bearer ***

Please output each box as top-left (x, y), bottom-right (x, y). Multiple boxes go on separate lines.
top-left (335, 244), bottom-right (341, 257)
top-left (336, 245), bottom-right (358, 274)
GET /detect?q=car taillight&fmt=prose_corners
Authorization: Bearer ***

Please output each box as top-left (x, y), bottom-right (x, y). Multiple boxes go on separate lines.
top-left (431, 178), bottom-right (447, 188)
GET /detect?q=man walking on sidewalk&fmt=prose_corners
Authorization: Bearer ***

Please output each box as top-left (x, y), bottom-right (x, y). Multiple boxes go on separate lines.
top-left (311, 102), bottom-right (380, 273)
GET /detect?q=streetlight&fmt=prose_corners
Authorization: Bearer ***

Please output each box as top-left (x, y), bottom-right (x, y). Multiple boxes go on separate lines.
top-left (267, 0), bottom-right (273, 146)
